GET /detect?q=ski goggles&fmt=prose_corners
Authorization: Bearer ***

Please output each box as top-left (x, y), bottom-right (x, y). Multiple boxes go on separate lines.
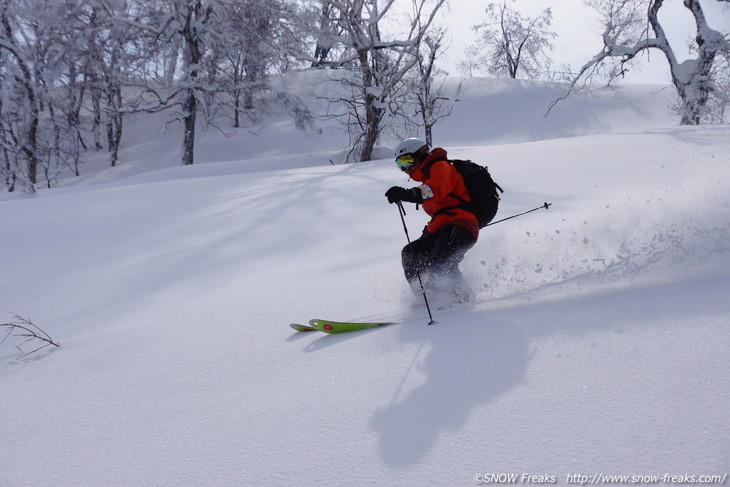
top-left (395, 154), bottom-right (415, 171)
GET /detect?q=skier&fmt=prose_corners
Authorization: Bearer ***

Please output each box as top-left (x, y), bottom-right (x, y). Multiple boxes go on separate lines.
top-left (385, 138), bottom-right (478, 302)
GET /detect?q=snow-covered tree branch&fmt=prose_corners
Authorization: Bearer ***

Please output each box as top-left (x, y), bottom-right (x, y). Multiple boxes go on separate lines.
top-left (1, 313), bottom-right (59, 358)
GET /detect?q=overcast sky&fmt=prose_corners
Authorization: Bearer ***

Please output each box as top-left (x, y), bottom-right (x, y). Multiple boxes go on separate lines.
top-left (441, 0), bottom-right (730, 84)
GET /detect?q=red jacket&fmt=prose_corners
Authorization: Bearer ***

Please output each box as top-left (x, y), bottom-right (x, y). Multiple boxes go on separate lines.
top-left (409, 148), bottom-right (479, 240)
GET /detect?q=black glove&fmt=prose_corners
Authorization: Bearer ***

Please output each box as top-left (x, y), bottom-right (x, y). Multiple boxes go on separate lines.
top-left (385, 186), bottom-right (422, 204)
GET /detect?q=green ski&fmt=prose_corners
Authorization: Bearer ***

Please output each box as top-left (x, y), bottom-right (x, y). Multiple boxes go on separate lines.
top-left (308, 318), bottom-right (396, 334)
top-left (290, 319), bottom-right (396, 334)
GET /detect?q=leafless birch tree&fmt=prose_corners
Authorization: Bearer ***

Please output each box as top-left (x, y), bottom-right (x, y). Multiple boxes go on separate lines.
top-left (550, 0), bottom-right (730, 125)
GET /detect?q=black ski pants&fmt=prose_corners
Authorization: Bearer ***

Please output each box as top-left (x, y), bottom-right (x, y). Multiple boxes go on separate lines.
top-left (401, 224), bottom-right (476, 285)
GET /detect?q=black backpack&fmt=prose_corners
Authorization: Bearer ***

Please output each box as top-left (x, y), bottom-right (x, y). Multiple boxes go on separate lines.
top-left (425, 159), bottom-right (504, 228)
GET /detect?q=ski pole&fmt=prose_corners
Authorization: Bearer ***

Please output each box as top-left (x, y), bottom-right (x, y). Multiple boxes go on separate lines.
top-left (396, 202), bottom-right (435, 325)
top-left (485, 202), bottom-right (552, 227)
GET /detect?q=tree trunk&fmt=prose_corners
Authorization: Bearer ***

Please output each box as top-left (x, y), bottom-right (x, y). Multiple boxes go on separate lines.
top-left (359, 49), bottom-right (382, 162)
top-left (92, 90), bottom-right (104, 151)
top-left (649, 0), bottom-right (718, 125)
top-left (109, 87), bottom-right (123, 168)
top-left (179, 0), bottom-right (206, 165)
top-left (182, 89), bottom-right (197, 166)
top-left (1, 13), bottom-right (40, 185)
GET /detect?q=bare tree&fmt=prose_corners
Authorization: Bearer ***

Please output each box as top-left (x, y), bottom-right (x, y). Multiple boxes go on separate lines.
top-left (0, 0), bottom-right (136, 190)
top-left (0, 0), bottom-right (317, 188)
top-left (87, 0), bottom-right (136, 168)
top-left (176, 0), bottom-right (213, 166)
top-left (466, 1), bottom-right (556, 79)
top-left (550, 0), bottom-right (730, 125)
top-left (404, 28), bottom-right (463, 146)
top-left (0, 0), bottom-right (40, 189)
top-left (128, 0), bottom-right (309, 164)
top-left (310, 0), bottom-right (342, 68)
top-left (0, 90), bottom-right (14, 191)
top-left (213, 0), bottom-right (300, 128)
top-left (311, 0), bottom-right (446, 162)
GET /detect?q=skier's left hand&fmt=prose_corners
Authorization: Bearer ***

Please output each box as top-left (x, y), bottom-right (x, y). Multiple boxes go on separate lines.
top-left (385, 186), bottom-right (421, 204)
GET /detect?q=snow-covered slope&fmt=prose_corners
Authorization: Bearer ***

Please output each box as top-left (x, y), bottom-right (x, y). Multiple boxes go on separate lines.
top-left (1, 77), bottom-right (729, 486)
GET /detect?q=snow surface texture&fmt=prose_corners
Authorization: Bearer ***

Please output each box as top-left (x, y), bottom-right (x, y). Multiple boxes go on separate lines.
top-left (1, 75), bottom-right (729, 486)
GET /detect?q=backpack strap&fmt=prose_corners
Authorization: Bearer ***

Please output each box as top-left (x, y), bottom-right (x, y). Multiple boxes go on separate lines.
top-left (430, 160), bottom-right (503, 220)
top-left (420, 158), bottom-right (470, 218)
top-left (430, 192), bottom-right (473, 220)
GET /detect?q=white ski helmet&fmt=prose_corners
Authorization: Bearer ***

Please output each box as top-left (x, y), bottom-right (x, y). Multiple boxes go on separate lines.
top-left (394, 138), bottom-right (429, 158)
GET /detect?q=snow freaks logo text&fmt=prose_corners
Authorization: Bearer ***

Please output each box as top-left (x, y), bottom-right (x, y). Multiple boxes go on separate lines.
top-left (474, 473), bottom-right (557, 484)
top-left (473, 473), bottom-right (728, 485)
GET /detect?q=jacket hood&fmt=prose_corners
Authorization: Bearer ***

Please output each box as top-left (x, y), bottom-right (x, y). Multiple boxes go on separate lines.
top-left (411, 147), bottom-right (448, 181)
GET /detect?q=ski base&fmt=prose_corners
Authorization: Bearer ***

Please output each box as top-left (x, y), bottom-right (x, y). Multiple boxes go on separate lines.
top-left (290, 323), bottom-right (318, 332)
